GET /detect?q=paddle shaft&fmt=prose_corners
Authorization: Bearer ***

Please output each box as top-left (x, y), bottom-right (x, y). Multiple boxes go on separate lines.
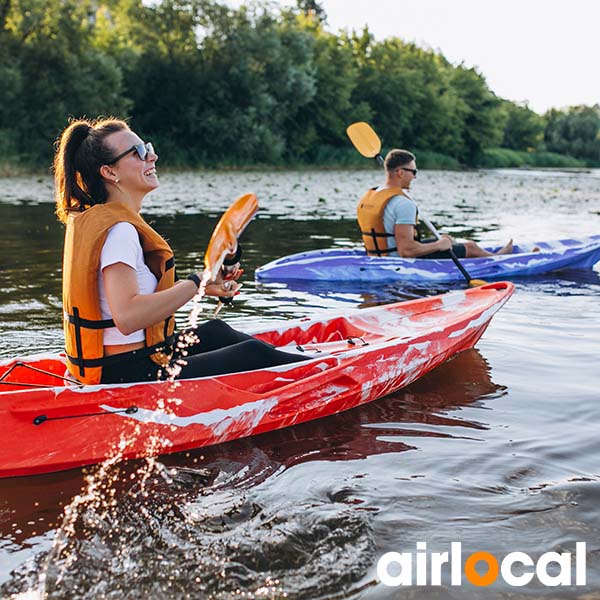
top-left (419, 216), bottom-right (474, 283)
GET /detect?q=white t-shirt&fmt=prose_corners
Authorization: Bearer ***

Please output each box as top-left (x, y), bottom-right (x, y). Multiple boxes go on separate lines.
top-left (98, 222), bottom-right (158, 345)
top-left (375, 187), bottom-right (418, 257)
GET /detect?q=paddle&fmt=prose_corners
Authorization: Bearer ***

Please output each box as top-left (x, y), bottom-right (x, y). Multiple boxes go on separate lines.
top-left (346, 122), bottom-right (486, 287)
top-left (203, 193), bottom-right (259, 311)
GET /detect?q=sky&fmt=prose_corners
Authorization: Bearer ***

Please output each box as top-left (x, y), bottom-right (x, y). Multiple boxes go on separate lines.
top-left (227, 0), bottom-right (600, 114)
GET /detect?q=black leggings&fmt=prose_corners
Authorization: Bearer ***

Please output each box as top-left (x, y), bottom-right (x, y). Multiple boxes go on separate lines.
top-left (100, 320), bottom-right (308, 384)
top-left (420, 237), bottom-right (467, 259)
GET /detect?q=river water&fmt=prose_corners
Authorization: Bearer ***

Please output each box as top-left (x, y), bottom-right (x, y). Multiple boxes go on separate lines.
top-left (0, 168), bottom-right (599, 599)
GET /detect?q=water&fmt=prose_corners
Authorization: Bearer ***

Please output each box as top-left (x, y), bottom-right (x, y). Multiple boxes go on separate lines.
top-left (0, 168), bottom-right (599, 598)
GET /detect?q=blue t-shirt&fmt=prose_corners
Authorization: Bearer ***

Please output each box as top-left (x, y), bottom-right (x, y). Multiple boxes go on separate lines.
top-left (381, 192), bottom-right (417, 257)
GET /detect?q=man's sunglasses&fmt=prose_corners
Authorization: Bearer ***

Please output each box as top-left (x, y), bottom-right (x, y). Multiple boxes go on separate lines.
top-left (107, 142), bottom-right (154, 165)
top-left (399, 167), bottom-right (417, 176)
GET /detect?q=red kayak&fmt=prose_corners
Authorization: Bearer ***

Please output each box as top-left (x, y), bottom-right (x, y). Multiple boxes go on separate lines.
top-left (0, 282), bottom-right (514, 478)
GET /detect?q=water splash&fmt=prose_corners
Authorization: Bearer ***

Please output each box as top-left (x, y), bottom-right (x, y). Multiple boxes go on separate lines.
top-left (186, 268), bottom-right (213, 330)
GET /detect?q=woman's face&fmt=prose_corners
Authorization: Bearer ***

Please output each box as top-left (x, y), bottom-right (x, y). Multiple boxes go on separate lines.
top-left (104, 129), bottom-right (159, 195)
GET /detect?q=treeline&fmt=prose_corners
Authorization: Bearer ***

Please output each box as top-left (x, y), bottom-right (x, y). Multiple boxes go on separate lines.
top-left (1, 0), bottom-right (599, 170)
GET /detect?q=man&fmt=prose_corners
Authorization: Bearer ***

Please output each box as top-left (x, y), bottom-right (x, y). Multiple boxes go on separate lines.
top-left (356, 149), bottom-right (513, 258)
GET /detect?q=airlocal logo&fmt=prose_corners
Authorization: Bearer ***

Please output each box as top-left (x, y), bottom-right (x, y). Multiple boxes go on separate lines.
top-left (377, 542), bottom-right (586, 587)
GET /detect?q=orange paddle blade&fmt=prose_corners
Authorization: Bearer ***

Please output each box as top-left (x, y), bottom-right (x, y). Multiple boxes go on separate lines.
top-left (346, 122), bottom-right (382, 158)
top-left (204, 193), bottom-right (259, 280)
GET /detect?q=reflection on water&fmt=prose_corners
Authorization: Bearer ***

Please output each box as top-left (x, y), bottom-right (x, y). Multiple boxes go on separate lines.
top-left (0, 350), bottom-right (498, 540)
top-left (0, 350), bottom-right (505, 598)
top-left (1, 169), bottom-right (599, 598)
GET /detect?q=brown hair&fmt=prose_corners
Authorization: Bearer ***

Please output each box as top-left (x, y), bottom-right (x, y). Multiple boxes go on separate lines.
top-left (384, 149), bottom-right (416, 172)
top-left (53, 117), bottom-right (129, 223)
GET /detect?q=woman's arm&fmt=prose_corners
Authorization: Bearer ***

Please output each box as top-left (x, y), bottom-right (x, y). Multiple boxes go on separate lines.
top-left (103, 263), bottom-right (237, 335)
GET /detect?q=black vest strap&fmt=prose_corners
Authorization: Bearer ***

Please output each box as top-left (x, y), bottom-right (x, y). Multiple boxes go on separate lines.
top-left (360, 231), bottom-right (395, 238)
top-left (66, 306), bottom-right (174, 376)
top-left (66, 312), bottom-right (115, 329)
top-left (66, 335), bottom-right (176, 370)
top-left (364, 228), bottom-right (397, 257)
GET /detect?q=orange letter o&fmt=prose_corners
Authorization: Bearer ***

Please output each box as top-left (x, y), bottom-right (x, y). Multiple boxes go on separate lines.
top-left (465, 552), bottom-right (499, 587)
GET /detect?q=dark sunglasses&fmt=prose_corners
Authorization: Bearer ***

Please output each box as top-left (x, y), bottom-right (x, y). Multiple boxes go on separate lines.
top-left (107, 142), bottom-right (154, 165)
top-left (399, 167), bottom-right (417, 176)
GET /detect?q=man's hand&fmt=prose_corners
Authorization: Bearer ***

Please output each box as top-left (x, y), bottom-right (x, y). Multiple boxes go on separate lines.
top-left (437, 235), bottom-right (453, 251)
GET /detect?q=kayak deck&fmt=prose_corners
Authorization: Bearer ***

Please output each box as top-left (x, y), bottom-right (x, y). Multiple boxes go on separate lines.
top-left (255, 235), bottom-right (600, 283)
top-left (0, 282), bottom-right (514, 477)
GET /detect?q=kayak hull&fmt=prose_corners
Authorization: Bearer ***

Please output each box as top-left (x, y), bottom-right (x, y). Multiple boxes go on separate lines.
top-left (255, 235), bottom-right (600, 283)
top-left (0, 282), bottom-right (514, 478)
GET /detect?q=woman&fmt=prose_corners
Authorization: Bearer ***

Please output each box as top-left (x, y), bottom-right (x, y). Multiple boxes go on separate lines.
top-left (54, 117), bottom-right (306, 385)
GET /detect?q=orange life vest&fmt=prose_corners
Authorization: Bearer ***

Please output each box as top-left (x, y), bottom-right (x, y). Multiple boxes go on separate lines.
top-left (357, 187), bottom-right (416, 256)
top-left (62, 202), bottom-right (176, 384)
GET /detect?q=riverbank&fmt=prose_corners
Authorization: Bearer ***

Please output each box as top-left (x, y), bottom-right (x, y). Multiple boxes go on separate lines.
top-left (481, 147), bottom-right (589, 169)
top-left (0, 147), bottom-right (592, 178)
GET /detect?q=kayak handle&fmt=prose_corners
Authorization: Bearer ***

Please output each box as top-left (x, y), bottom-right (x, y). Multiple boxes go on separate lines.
top-left (33, 405), bottom-right (138, 426)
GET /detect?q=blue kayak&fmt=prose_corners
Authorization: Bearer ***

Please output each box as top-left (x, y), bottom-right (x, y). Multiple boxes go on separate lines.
top-left (255, 235), bottom-right (600, 283)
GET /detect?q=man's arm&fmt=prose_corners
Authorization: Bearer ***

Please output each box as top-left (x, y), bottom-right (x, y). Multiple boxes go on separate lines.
top-left (394, 224), bottom-right (453, 258)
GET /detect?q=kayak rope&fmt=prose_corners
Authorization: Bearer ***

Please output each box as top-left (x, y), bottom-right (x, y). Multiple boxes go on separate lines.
top-left (346, 336), bottom-right (369, 346)
top-left (294, 336), bottom-right (369, 353)
top-left (294, 344), bottom-right (321, 353)
top-left (0, 362), bottom-right (82, 389)
top-left (33, 406), bottom-right (139, 426)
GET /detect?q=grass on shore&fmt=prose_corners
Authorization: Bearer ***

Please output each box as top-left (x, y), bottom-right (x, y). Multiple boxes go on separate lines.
top-left (0, 146), bottom-right (593, 177)
top-left (481, 148), bottom-right (588, 169)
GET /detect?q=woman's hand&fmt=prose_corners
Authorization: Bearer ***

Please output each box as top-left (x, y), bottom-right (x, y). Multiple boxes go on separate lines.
top-left (204, 279), bottom-right (241, 298)
top-left (221, 262), bottom-right (243, 281)
top-left (201, 267), bottom-right (242, 298)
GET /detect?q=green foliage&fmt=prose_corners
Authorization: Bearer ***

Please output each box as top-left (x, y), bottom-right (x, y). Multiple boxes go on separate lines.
top-left (544, 105), bottom-right (600, 163)
top-left (295, 145), bottom-right (367, 167)
top-left (0, 0), bottom-right (596, 170)
top-left (527, 152), bottom-right (586, 168)
top-left (286, 22), bottom-right (371, 160)
top-left (412, 150), bottom-right (460, 170)
top-left (0, 128), bottom-right (22, 175)
top-left (296, 0), bottom-right (326, 24)
top-left (501, 101), bottom-right (545, 151)
top-left (450, 66), bottom-right (505, 165)
top-left (480, 148), bottom-right (526, 168)
top-left (481, 148), bottom-right (586, 169)
top-left (1, 0), bottom-right (129, 165)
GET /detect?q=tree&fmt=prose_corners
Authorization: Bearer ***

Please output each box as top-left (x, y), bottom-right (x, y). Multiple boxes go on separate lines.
top-left (349, 35), bottom-right (469, 158)
top-left (0, 0), bottom-right (129, 163)
top-left (282, 18), bottom-right (370, 159)
top-left (544, 105), bottom-right (600, 162)
top-left (450, 66), bottom-right (505, 165)
top-left (0, 0), bottom-right (11, 30)
top-left (501, 101), bottom-right (545, 151)
top-left (296, 0), bottom-right (326, 23)
top-left (1, 0), bottom-right (595, 168)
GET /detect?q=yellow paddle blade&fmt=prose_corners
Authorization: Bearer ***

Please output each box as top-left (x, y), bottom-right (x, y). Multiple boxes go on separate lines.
top-left (469, 279), bottom-right (488, 287)
top-left (204, 193), bottom-right (259, 280)
top-left (346, 122), bottom-right (382, 158)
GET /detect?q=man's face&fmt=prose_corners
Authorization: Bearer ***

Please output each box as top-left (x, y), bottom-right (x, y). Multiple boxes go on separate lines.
top-left (396, 160), bottom-right (417, 189)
